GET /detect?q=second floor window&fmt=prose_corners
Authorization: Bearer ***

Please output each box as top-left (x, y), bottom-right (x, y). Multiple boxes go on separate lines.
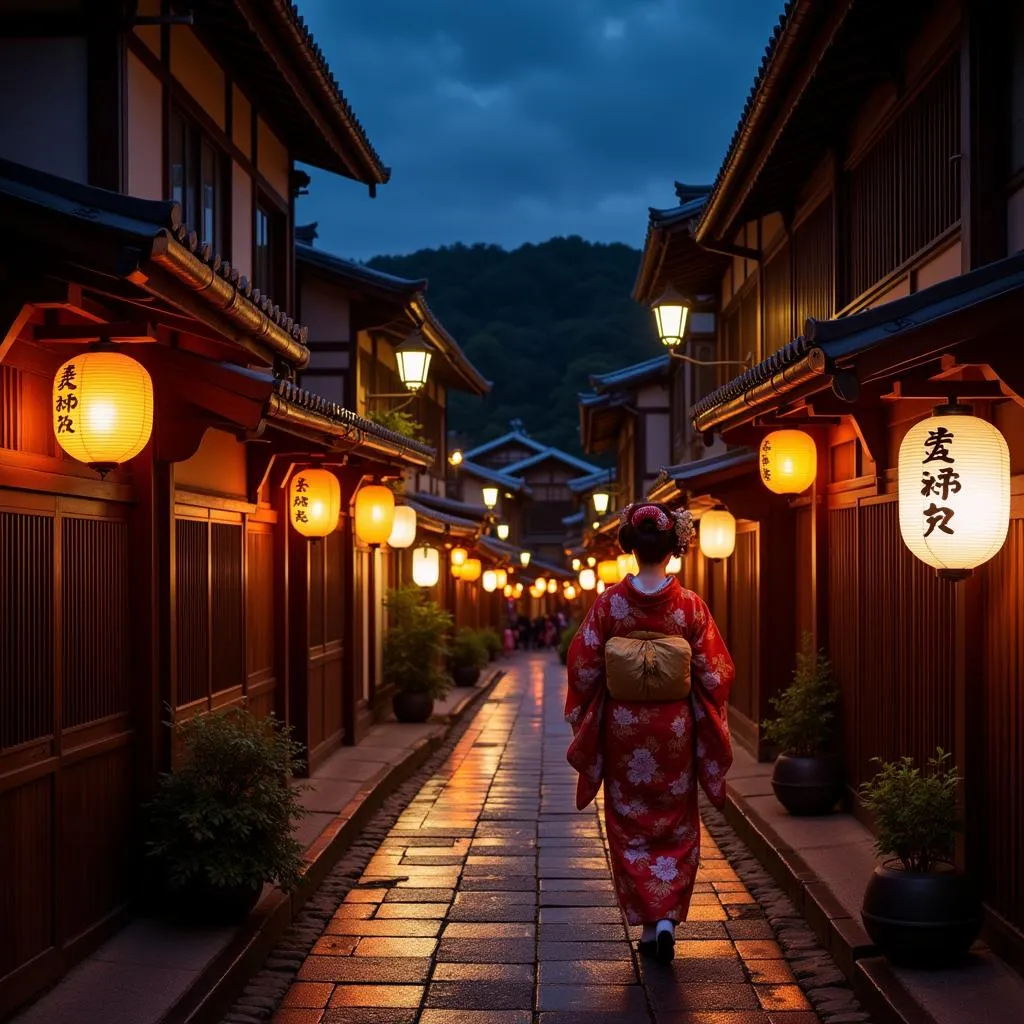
top-left (169, 109), bottom-right (223, 253)
top-left (254, 201), bottom-right (285, 297)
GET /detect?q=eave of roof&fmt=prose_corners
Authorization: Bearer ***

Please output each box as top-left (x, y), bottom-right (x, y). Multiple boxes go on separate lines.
top-left (411, 294), bottom-right (491, 396)
top-left (464, 431), bottom-right (549, 461)
top-left (562, 510), bottom-right (586, 527)
top-left (590, 354), bottom-right (671, 393)
top-left (502, 448), bottom-right (602, 477)
top-left (0, 156), bottom-right (310, 369)
top-left (201, 0), bottom-right (389, 186)
top-left (458, 460), bottom-right (533, 496)
top-left (402, 497), bottom-right (479, 537)
top-left (296, 243), bottom-right (426, 296)
top-left (692, 249), bottom-right (1024, 435)
top-left (477, 536), bottom-right (532, 565)
top-left (267, 379), bottom-right (435, 467)
top-left (648, 449), bottom-right (757, 503)
top-left (409, 491), bottom-right (488, 521)
top-left (567, 467), bottom-right (616, 494)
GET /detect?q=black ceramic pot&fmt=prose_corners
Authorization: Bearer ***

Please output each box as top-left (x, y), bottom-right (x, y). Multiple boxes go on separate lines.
top-left (770, 754), bottom-right (844, 816)
top-left (393, 690), bottom-right (434, 723)
top-left (861, 864), bottom-right (983, 968)
top-left (172, 878), bottom-right (262, 925)
top-left (452, 664), bottom-right (481, 688)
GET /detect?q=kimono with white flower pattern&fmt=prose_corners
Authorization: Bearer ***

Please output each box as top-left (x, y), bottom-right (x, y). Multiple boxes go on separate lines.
top-left (565, 576), bottom-right (734, 925)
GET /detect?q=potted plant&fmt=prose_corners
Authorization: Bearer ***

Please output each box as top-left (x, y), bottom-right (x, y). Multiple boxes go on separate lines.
top-left (450, 627), bottom-right (489, 687)
top-left (144, 708), bottom-right (307, 925)
top-left (479, 627), bottom-right (502, 662)
top-left (762, 634), bottom-right (844, 816)
top-left (860, 749), bottom-right (982, 967)
top-left (383, 586), bottom-right (453, 721)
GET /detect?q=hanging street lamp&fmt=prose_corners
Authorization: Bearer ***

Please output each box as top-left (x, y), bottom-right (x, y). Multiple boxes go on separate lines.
top-left (519, 550), bottom-right (531, 567)
top-left (898, 402), bottom-right (1010, 580)
top-left (448, 449), bottom-right (464, 467)
top-left (650, 286), bottom-right (690, 349)
top-left (496, 522), bottom-right (510, 541)
top-left (481, 486), bottom-right (499, 510)
top-left (394, 330), bottom-right (434, 392)
top-left (592, 489), bottom-right (611, 515)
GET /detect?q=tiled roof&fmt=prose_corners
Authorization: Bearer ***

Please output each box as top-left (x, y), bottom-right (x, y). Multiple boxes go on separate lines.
top-left (561, 510), bottom-right (586, 527)
top-left (268, 379), bottom-right (435, 466)
top-left (464, 430), bottom-right (549, 461)
top-left (566, 468), bottom-right (616, 495)
top-left (458, 460), bottom-right (533, 496)
top-left (0, 156), bottom-right (310, 368)
top-left (648, 195), bottom-right (707, 230)
top-left (296, 242), bottom-right (426, 294)
top-left (502, 448), bottom-right (602, 477)
top-left (409, 491), bottom-right (488, 521)
top-left (590, 355), bottom-right (671, 393)
top-left (403, 497), bottom-right (479, 534)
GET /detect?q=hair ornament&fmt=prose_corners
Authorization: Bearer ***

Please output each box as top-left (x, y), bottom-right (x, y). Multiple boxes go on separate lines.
top-left (629, 504), bottom-right (672, 530)
top-left (672, 508), bottom-right (696, 548)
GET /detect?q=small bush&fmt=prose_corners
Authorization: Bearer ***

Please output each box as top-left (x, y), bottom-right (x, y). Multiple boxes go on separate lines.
top-left (383, 586), bottom-right (453, 698)
top-left (450, 627), bottom-right (489, 670)
top-left (478, 628), bottom-right (502, 658)
top-left (145, 708), bottom-right (307, 895)
top-left (859, 748), bottom-right (961, 873)
top-left (761, 633), bottom-right (839, 757)
top-left (367, 409), bottom-right (423, 440)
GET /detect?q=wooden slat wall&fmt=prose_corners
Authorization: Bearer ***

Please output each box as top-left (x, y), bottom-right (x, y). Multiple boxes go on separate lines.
top-left (245, 524), bottom-right (276, 719)
top-left (762, 241), bottom-right (792, 356)
top-left (828, 498), bottom-right (956, 789)
top-left (0, 498), bottom-right (133, 1013)
top-left (726, 527), bottom-right (759, 722)
top-left (793, 196), bottom-right (834, 329)
top-left (794, 504), bottom-right (814, 645)
top-left (175, 519), bottom-right (209, 707)
top-left (979, 516), bottom-right (1024, 933)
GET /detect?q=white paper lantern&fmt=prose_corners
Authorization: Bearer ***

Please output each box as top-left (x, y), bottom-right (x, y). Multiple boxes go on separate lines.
top-left (666, 555), bottom-right (683, 575)
top-left (495, 568), bottom-right (508, 588)
top-left (898, 408), bottom-right (1010, 579)
top-left (578, 568), bottom-right (596, 591)
top-left (412, 545), bottom-right (440, 587)
top-left (617, 553), bottom-right (639, 578)
top-left (699, 507), bottom-right (737, 561)
top-left (387, 505), bottom-right (417, 549)
top-left (596, 580), bottom-right (606, 595)
top-left (546, 578), bottom-right (557, 594)
top-left (482, 570), bottom-right (498, 593)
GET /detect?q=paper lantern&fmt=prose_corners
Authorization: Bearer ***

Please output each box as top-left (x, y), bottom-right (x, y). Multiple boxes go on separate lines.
top-left (513, 582), bottom-right (524, 597)
top-left (354, 484), bottom-right (395, 545)
top-left (666, 555), bottom-right (683, 574)
top-left (461, 558), bottom-right (482, 582)
top-left (617, 553), bottom-right (639, 578)
top-left (448, 448), bottom-right (464, 467)
top-left (481, 486), bottom-right (499, 510)
top-left (759, 430), bottom-right (816, 494)
top-left (898, 407), bottom-right (1010, 580)
top-left (450, 546), bottom-right (468, 567)
top-left (52, 351), bottom-right (153, 474)
top-left (495, 568), bottom-right (508, 588)
top-left (587, 556), bottom-right (597, 567)
top-left (503, 584), bottom-right (514, 598)
top-left (289, 468), bottom-right (342, 538)
top-left (482, 570), bottom-right (498, 592)
top-left (412, 546), bottom-right (440, 587)
top-left (534, 576), bottom-right (547, 591)
top-left (519, 551), bottom-right (531, 567)
top-left (496, 523), bottom-right (510, 541)
top-left (596, 580), bottom-right (606, 594)
top-left (387, 505), bottom-right (417, 549)
top-left (597, 559), bottom-right (619, 584)
top-left (530, 583), bottom-right (545, 599)
top-left (571, 558), bottom-right (581, 571)
top-left (547, 579), bottom-right (557, 594)
top-left (578, 568), bottom-right (596, 591)
top-left (699, 507), bottom-right (737, 561)
top-left (564, 585), bottom-right (577, 600)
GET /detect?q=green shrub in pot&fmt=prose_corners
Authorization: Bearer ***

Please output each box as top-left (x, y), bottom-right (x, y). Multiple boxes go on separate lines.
top-left (762, 634), bottom-right (843, 815)
top-left (859, 749), bottom-right (982, 967)
top-left (145, 707), bottom-right (307, 924)
top-left (478, 627), bottom-right (502, 661)
top-left (450, 627), bottom-right (489, 687)
top-left (384, 586), bottom-right (453, 720)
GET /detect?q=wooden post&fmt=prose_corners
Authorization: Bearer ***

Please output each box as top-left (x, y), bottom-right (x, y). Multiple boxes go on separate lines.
top-left (286, 497), bottom-right (310, 768)
top-left (340, 511), bottom-right (357, 745)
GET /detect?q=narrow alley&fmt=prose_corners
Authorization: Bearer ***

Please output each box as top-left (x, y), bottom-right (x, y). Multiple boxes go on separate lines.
top-left (240, 653), bottom-right (861, 1024)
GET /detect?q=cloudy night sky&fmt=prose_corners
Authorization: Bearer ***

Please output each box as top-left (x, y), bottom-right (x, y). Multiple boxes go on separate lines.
top-left (295, 0), bottom-right (785, 261)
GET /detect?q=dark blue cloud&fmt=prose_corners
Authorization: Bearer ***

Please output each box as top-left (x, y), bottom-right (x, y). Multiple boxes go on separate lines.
top-left (295, 0), bottom-right (785, 260)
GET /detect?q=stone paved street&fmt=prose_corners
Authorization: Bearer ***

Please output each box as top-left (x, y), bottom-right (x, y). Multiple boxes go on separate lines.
top-left (269, 653), bottom-right (822, 1024)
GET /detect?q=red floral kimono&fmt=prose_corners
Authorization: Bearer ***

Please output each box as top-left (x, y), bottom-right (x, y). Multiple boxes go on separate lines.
top-left (565, 576), bottom-right (735, 925)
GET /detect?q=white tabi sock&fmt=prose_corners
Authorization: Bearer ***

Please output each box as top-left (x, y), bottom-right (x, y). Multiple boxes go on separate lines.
top-left (656, 918), bottom-right (674, 937)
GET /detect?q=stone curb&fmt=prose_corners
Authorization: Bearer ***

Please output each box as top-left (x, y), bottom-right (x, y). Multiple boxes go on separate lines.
top-left (168, 670), bottom-right (504, 1024)
top-left (701, 797), bottom-right (875, 1024)
top-left (719, 787), bottom-right (936, 1024)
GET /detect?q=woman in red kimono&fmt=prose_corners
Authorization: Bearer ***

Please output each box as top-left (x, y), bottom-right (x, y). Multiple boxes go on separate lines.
top-left (565, 501), bottom-right (734, 963)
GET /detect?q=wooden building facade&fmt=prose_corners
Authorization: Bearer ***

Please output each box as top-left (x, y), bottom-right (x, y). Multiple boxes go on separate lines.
top-left (631, 0), bottom-right (1024, 968)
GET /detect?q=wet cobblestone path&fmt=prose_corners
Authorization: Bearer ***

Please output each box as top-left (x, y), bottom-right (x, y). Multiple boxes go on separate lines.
top-left (269, 654), bottom-right (827, 1024)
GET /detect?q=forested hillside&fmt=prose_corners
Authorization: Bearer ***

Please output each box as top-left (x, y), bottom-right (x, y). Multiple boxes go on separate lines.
top-left (368, 236), bottom-right (657, 455)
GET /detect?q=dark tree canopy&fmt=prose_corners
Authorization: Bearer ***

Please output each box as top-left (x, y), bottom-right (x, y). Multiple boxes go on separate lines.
top-left (367, 236), bottom-right (657, 455)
